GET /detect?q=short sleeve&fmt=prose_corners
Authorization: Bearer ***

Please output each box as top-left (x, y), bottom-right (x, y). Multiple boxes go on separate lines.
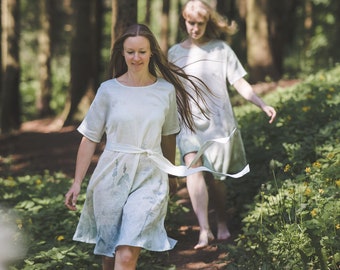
top-left (162, 87), bottom-right (180, 136)
top-left (77, 85), bottom-right (109, 143)
top-left (224, 44), bottom-right (247, 85)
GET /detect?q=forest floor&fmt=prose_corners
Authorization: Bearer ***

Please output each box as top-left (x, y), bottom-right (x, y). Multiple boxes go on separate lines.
top-left (0, 79), bottom-right (298, 269)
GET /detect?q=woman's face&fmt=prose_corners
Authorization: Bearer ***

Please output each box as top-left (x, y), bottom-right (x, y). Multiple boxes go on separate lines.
top-left (123, 36), bottom-right (152, 73)
top-left (184, 13), bottom-right (208, 43)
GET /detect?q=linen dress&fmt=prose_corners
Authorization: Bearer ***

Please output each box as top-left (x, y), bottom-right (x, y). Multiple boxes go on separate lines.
top-left (168, 40), bottom-right (249, 180)
top-left (73, 78), bottom-right (179, 257)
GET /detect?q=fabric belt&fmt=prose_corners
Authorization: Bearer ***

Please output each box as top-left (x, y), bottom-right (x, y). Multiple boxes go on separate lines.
top-left (105, 128), bottom-right (249, 179)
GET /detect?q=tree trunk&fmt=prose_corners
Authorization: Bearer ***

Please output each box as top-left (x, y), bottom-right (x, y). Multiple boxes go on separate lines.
top-left (144, 0), bottom-right (151, 25)
top-left (37, 0), bottom-right (53, 117)
top-left (111, 0), bottom-right (137, 43)
top-left (62, 0), bottom-right (102, 126)
top-left (0, 0), bottom-right (21, 134)
top-left (245, 0), bottom-right (297, 83)
top-left (160, 0), bottom-right (170, 53)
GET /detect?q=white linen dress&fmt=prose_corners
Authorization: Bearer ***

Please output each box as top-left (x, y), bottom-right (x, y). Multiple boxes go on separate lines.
top-left (168, 40), bottom-right (249, 180)
top-left (73, 78), bottom-right (179, 257)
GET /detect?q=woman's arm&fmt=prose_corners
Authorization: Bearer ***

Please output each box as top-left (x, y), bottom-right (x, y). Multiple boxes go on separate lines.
top-left (233, 77), bottom-right (277, 124)
top-left (65, 136), bottom-right (97, 210)
top-left (161, 134), bottom-right (178, 195)
top-left (161, 134), bottom-right (176, 164)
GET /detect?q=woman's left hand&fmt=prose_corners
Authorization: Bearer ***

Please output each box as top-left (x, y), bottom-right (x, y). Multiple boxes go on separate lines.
top-left (262, 105), bottom-right (277, 124)
top-left (65, 182), bottom-right (81, 211)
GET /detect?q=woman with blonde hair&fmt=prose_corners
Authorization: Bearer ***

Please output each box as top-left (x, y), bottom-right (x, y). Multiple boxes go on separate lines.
top-left (168, 0), bottom-right (276, 249)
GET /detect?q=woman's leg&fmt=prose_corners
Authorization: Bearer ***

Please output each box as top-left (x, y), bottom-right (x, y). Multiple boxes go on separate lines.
top-left (205, 174), bottom-right (231, 240)
top-left (184, 152), bottom-right (214, 249)
top-left (102, 256), bottom-right (115, 270)
top-left (114, 245), bottom-right (141, 270)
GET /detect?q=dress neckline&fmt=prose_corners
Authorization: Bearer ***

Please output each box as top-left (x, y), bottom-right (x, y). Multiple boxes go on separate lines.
top-left (114, 78), bottom-right (158, 88)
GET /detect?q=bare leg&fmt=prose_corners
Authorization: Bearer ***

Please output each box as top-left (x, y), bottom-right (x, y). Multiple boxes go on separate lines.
top-left (184, 152), bottom-right (214, 249)
top-left (102, 256), bottom-right (114, 270)
top-left (205, 173), bottom-right (231, 240)
top-left (114, 245), bottom-right (141, 270)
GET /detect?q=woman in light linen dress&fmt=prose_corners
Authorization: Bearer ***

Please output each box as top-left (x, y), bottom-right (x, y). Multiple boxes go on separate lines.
top-left (64, 24), bottom-right (210, 270)
top-left (168, 0), bottom-right (277, 249)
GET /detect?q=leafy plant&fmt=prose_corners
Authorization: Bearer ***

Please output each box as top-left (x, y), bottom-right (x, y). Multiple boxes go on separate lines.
top-left (226, 66), bottom-right (340, 269)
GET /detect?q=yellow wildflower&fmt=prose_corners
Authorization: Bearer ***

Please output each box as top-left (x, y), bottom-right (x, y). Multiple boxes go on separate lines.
top-left (305, 167), bottom-right (311, 173)
top-left (284, 164), bottom-right (291, 173)
top-left (312, 161), bottom-right (321, 168)
top-left (310, 209), bottom-right (317, 217)
top-left (336, 224), bottom-right (340, 230)
top-left (304, 187), bottom-right (312, 196)
top-left (57, 235), bottom-right (65, 241)
top-left (302, 106), bottom-right (311, 112)
top-left (318, 189), bottom-right (324, 194)
top-left (35, 179), bottom-right (42, 185)
top-left (335, 179), bottom-right (340, 187)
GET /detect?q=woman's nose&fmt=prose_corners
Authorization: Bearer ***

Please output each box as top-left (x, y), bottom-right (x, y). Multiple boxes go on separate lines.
top-left (133, 53), bottom-right (140, 59)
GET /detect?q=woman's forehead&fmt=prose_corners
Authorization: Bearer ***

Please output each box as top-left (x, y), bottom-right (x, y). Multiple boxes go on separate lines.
top-left (124, 36), bottom-right (150, 48)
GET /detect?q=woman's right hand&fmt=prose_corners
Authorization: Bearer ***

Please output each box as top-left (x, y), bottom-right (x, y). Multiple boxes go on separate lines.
top-left (65, 182), bottom-right (81, 211)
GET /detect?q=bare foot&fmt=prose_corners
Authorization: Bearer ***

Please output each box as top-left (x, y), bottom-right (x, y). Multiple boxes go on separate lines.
top-left (194, 230), bottom-right (215, 249)
top-left (217, 222), bottom-right (231, 240)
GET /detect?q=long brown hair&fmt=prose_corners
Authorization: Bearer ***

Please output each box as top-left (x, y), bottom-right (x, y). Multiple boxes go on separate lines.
top-left (107, 23), bottom-right (210, 132)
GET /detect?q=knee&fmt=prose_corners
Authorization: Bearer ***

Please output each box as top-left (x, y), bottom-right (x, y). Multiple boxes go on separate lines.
top-left (115, 246), bottom-right (140, 268)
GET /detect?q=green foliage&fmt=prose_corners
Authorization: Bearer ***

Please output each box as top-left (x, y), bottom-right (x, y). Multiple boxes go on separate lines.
top-left (0, 172), bottom-right (102, 269)
top-left (226, 66), bottom-right (340, 269)
top-left (0, 171), bottom-right (186, 269)
top-left (285, 0), bottom-right (340, 76)
top-left (2, 66), bottom-right (340, 268)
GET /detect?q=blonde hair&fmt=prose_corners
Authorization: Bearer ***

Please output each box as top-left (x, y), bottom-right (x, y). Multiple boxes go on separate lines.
top-left (180, 0), bottom-right (236, 39)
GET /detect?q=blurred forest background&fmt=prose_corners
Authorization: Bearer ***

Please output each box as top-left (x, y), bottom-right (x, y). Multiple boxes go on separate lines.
top-left (0, 0), bottom-right (339, 134)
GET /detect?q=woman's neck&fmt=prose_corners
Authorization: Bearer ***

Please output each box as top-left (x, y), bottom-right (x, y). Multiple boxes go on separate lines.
top-left (182, 37), bottom-right (211, 48)
top-left (117, 72), bottom-right (156, 87)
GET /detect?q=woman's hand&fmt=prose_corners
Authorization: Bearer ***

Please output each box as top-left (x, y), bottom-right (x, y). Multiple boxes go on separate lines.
top-left (261, 105), bottom-right (277, 124)
top-left (65, 182), bottom-right (81, 211)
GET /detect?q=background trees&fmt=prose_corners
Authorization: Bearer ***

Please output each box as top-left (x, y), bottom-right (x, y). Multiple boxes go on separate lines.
top-left (0, 0), bottom-right (339, 135)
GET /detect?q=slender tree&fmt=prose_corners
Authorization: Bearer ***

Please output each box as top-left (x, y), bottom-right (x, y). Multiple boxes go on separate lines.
top-left (37, 0), bottom-right (53, 117)
top-left (63, 0), bottom-right (103, 125)
top-left (111, 0), bottom-right (137, 44)
top-left (160, 0), bottom-right (170, 53)
top-left (244, 0), bottom-right (297, 82)
top-left (144, 0), bottom-right (152, 25)
top-left (0, 0), bottom-right (21, 134)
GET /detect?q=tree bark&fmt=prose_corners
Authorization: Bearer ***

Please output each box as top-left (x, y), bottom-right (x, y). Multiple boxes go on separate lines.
top-left (111, 0), bottom-right (137, 44)
top-left (245, 0), bottom-right (278, 82)
top-left (63, 0), bottom-right (102, 126)
top-left (160, 0), bottom-right (170, 53)
top-left (37, 0), bottom-right (53, 117)
top-left (0, 0), bottom-right (21, 134)
top-left (245, 0), bottom-right (297, 83)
